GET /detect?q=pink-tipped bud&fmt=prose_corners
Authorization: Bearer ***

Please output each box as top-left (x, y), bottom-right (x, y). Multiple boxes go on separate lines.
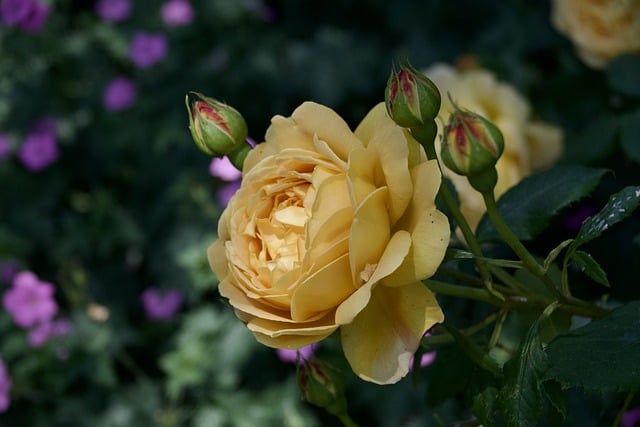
top-left (440, 106), bottom-right (504, 177)
top-left (385, 63), bottom-right (441, 128)
top-left (297, 357), bottom-right (348, 417)
top-left (186, 92), bottom-right (248, 157)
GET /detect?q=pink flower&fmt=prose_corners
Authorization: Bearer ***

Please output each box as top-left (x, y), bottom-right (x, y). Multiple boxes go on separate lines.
top-left (27, 318), bottom-right (73, 348)
top-left (103, 76), bottom-right (137, 111)
top-left (161, 0), bottom-right (194, 27)
top-left (0, 0), bottom-right (34, 26)
top-left (95, 0), bottom-right (131, 23)
top-left (141, 287), bottom-right (183, 320)
top-left (17, 118), bottom-right (59, 172)
top-left (277, 343), bottom-right (318, 365)
top-left (0, 358), bottom-right (10, 413)
top-left (2, 271), bottom-right (57, 329)
top-left (129, 32), bottom-right (168, 69)
top-left (622, 408), bottom-right (640, 427)
top-left (16, 0), bottom-right (49, 33)
top-left (209, 156), bottom-right (242, 206)
top-left (209, 156), bottom-right (242, 181)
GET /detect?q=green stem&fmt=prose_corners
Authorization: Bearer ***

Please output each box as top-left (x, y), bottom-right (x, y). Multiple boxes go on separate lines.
top-left (338, 413), bottom-right (360, 427)
top-left (421, 311), bottom-right (501, 347)
top-left (425, 279), bottom-right (502, 305)
top-left (415, 128), bottom-right (502, 301)
top-left (481, 190), bottom-right (565, 300)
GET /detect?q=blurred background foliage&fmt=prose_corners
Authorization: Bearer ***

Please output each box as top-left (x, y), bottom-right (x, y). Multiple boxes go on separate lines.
top-left (0, 0), bottom-right (639, 426)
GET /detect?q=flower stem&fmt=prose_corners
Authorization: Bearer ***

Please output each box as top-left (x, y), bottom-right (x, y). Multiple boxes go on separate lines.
top-left (415, 128), bottom-right (502, 301)
top-left (425, 279), bottom-right (503, 305)
top-left (338, 413), bottom-right (360, 427)
top-left (481, 190), bottom-right (565, 300)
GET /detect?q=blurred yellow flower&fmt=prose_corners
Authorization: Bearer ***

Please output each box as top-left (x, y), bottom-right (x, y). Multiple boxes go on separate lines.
top-left (552, 0), bottom-right (640, 69)
top-left (425, 63), bottom-right (564, 232)
top-left (209, 102), bottom-right (450, 384)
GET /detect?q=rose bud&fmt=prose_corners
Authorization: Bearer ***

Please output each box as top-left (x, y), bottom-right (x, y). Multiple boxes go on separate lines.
top-left (385, 63), bottom-right (441, 128)
top-left (297, 358), bottom-right (348, 417)
top-left (440, 105), bottom-right (504, 177)
top-left (186, 92), bottom-right (248, 157)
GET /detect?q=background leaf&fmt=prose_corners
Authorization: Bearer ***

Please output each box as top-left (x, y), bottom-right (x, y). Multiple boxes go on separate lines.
top-left (620, 110), bottom-right (640, 164)
top-left (568, 250), bottom-right (610, 287)
top-left (499, 312), bottom-right (552, 427)
top-left (476, 166), bottom-right (607, 242)
top-left (545, 301), bottom-right (640, 391)
top-left (572, 186), bottom-right (640, 248)
top-left (606, 54), bottom-right (640, 97)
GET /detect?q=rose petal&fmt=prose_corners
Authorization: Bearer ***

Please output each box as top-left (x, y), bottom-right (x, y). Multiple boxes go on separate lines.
top-left (291, 102), bottom-right (363, 162)
top-left (366, 119), bottom-right (413, 224)
top-left (247, 312), bottom-right (338, 349)
top-left (340, 282), bottom-right (444, 384)
top-left (291, 253), bottom-right (354, 321)
top-left (382, 161), bottom-right (450, 286)
top-left (349, 186), bottom-right (390, 285)
top-left (346, 147), bottom-right (377, 207)
top-left (335, 230), bottom-right (411, 325)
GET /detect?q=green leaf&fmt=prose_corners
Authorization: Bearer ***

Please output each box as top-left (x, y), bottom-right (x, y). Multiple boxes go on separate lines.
top-left (499, 311), bottom-right (551, 427)
top-left (620, 110), bottom-right (640, 164)
top-left (476, 166), bottom-right (607, 242)
top-left (560, 117), bottom-right (619, 165)
top-left (472, 386), bottom-right (500, 426)
top-left (545, 301), bottom-right (640, 391)
top-left (572, 186), bottom-right (640, 248)
top-left (606, 54), bottom-right (640, 97)
top-left (543, 239), bottom-right (574, 271)
top-left (569, 250), bottom-right (610, 287)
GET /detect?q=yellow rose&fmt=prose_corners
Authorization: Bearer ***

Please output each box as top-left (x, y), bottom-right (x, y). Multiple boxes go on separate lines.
top-left (425, 63), bottom-right (564, 232)
top-left (209, 102), bottom-right (450, 384)
top-left (552, 0), bottom-right (640, 69)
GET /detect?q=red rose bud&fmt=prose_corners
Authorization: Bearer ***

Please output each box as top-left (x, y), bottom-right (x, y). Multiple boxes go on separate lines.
top-left (440, 107), bottom-right (504, 177)
top-left (385, 63), bottom-right (441, 128)
top-left (297, 358), bottom-right (348, 417)
top-left (186, 92), bottom-right (248, 157)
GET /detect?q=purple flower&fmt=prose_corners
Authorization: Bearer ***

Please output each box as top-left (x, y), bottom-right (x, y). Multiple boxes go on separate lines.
top-left (0, 0), bottom-right (35, 26)
top-left (622, 408), bottom-right (640, 427)
top-left (161, 0), bottom-right (194, 27)
top-left (0, 358), bottom-right (10, 413)
top-left (0, 260), bottom-right (19, 285)
top-left (0, 134), bottom-right (11, 160)
top-left (277, 343), bottom-right (318, 365)
top-left (209, 156), bottom-right (242, 181)
top-left (17, 128), bottom-right (59, 172)
top-left (27, 317), bottom-right (73, 348)
top-left (141, 287), bottom-right (183, 320)
top-left (95, 0), bottom-right (131, 23)
top-left (217, 181), bottom-right (241, 207)
top-left (129, 32), bottom-right (167, 69)
top-left (16, 1), bottom-right (49, 33)
top-left (103, 76), bottom-right (137, 111)
top-left (563, 203), bottom-right (597, 234)
top-left (2, 271), bottom-right (58, 329)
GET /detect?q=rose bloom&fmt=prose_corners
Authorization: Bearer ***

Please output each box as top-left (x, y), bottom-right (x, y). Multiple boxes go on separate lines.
top-left (425, 63), bottom-right (563, 232)
top-left (209, 102), bottom-right (450, 384)
top-left (552, 0), bottom-right (640, 69)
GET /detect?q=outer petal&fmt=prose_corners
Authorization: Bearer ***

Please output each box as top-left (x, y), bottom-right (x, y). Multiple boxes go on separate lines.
top-left (291, 102), bottom-right (363, 162)
top-left (335, 230), bottom-right (411, 325)
top-left (341, 282), bottom-right (444, 384)
top-left (248, 313), bottom-right (338, 349)
top-left (382, 161), bottom-right (450, 286)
